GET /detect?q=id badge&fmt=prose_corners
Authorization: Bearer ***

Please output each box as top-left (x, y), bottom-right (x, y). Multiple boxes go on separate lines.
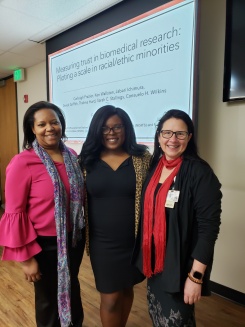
top-left (165, 190), bottom-right (180, 208)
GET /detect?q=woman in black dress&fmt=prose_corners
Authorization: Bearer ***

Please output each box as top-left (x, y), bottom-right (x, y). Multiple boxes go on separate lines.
top-left (79, 105), bottom-right (151, 327)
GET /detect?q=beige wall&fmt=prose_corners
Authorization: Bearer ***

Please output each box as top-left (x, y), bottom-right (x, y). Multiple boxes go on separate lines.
top-left (17, 61), bottom-right (47, 150)
top-left (15, 0), bottom-right (245, 293)
top-left (198, 0), bottom-right (245, 293)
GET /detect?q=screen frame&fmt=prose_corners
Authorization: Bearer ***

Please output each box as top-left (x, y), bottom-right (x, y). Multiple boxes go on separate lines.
top-left (46, 0), bottom-right (200, 141)
top-left (223, 0), bottom-right (245, 102)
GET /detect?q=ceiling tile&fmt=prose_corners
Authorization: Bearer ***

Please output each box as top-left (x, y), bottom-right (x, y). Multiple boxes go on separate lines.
top-left (0, 0), bottom-right (123, 78)
top-left (11, 41), bottom-right (46, 60)
top-left (0, 51), bottom-right (44, 71)
top-left (0, 6), bottom-right (51, 50)
top-left (1, 0), bottom-right (94, 23)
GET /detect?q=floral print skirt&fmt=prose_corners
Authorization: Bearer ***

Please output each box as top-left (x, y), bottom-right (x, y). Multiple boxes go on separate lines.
top-left (147, 278), bottom-right (196, 327)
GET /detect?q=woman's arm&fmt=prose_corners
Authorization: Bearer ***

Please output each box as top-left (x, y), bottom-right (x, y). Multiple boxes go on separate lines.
top-left (184, 163), bottom-right (222, 303)
top-left (0, 154), bottom-right (42, 262)
top-left (191, 163), bottom-right (222, 266)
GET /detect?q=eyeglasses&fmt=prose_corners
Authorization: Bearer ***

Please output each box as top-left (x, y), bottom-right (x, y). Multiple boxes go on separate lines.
top-left (102, 124), bottom-right (124, 134)
top-left (160, 130), bottom-right (189, 140)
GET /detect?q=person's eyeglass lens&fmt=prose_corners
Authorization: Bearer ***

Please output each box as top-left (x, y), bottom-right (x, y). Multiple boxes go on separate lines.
top-left (160, 130), bottom-right (189, 140)
top-left (102, 125), bottom-right (124, 134)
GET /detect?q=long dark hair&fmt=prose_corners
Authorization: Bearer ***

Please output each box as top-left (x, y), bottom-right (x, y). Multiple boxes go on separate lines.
top-left (80, 105), bottom-right (147, 168)
top-left (151, 109), bottom-right (201, 169)
top-left (23, 101), bottom-right (66, 149)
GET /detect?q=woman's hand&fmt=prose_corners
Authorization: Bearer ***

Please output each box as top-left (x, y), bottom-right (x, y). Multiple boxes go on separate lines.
top-left (20, 257), bottom-right (42, 282)
top-left (183, 277), bottom-right (202, 304)
top-left (184, 258), bottom-right (206, 304)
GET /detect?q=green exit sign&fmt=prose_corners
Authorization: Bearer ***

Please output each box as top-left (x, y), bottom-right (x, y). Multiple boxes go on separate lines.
top-left (14, 68), bottom-right (25, 82)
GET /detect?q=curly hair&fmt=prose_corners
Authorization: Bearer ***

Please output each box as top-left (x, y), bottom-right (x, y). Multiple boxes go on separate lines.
top-left (80, 105), bottom-right (148, 169)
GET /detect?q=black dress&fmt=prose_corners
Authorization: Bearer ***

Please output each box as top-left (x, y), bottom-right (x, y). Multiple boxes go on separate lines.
top-left (86, 157), bottom-right (145, 293)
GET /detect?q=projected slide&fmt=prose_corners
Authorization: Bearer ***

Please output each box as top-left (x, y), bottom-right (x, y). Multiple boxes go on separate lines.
top-left (49, 0), bottom-right (196, 145)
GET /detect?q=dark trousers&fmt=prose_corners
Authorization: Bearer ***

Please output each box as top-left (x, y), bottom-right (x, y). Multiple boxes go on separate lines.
top-left (34, 232), bottom-right (85, 327)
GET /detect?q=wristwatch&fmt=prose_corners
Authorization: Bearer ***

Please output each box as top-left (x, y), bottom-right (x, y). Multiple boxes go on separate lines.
top-left (192, 271), bottom-right (203, 280)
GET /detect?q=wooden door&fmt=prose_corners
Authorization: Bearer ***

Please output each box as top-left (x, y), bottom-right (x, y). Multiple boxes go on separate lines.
top-left (0, 77), bottom-right (18, 204)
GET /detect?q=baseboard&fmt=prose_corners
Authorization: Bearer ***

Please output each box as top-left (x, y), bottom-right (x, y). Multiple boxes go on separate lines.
top-left (210, 281), bottom-right (245, 306)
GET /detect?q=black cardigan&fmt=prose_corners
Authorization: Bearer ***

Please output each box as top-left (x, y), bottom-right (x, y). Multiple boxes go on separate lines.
top-left (132, 157), bottom-right (222, 295)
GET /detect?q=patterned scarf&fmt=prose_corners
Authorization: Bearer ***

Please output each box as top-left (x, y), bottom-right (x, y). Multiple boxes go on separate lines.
top-left (33, 139), bottom-right (84, 327)
top-left (142, 155), bottom-right (183, 278)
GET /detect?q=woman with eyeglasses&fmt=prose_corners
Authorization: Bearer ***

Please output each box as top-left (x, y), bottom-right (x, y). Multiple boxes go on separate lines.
top-left (79, 105), bottom-right (151, 327)
top-left (132, 109), bottom-right (222, 326)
